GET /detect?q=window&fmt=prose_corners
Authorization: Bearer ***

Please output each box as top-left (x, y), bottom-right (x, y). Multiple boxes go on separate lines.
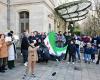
top-left (49, 23), bottom-right (51, 32)
top-left (19, 11), bottom-right (29, 33)
top-left (19, 11), bottom-right (29, 19)
top-left (21, 23), bottom-right (24, 32)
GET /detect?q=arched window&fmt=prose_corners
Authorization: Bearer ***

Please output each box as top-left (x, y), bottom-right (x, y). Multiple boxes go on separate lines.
top-left (19, 11), bottom-right (29, 33)
top-left (19, 11), bottom-right (29, 19)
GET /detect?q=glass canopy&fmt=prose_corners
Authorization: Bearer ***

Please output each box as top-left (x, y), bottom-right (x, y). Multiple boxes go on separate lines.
top-left (66, 16), bottom-right (86, 22)
top-left (55, 1), bottom-right (91, 22)
top-left (62, 10), bottom-right (88, 19)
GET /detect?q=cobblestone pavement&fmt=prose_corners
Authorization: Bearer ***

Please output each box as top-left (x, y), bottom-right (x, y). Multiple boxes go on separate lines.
top-left (0, 60), bottom-right (100, 80)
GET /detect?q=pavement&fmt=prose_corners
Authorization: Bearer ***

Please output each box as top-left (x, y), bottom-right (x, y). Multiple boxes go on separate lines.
top-left (0, 60), bottom-right (100, 80)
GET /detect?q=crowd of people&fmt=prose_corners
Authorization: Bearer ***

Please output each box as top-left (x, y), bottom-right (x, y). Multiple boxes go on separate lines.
top-left (0, 31), bottom-right (17, 73)
top-left (63, 33), bottom-right (100, 65)
top-left (55, 31), bottom-right (100, 65)
top-left (0, 30), bottom-right (100, 77)
top-left (0, 30), bottom-right (47, 75)
top-left (21, 31), bottom-right (46, 64)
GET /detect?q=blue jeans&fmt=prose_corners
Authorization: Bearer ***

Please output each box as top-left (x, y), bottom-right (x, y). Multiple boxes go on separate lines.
top-left (84, 54), bottom-right (91, 62)
top-left (76, 48), bottom-right (80, 60)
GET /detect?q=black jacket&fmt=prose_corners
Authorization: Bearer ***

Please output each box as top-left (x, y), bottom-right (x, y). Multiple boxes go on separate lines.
top-left (97, 36), bottom-right (100, 49)
top-left (21, 36), bottom-right (29, 51)
top-left (28, 36), bottom-right (36, 43)
top-left (67, 44), bottom-right (76, 54)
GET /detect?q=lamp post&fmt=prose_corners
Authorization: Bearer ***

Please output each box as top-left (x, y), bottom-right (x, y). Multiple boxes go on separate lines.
top-left (7, 0), bottom-right (10, 30)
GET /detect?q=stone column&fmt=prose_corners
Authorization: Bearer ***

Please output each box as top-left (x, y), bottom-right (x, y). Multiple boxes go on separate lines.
top-left (7, 0), bottom-right (10, 30)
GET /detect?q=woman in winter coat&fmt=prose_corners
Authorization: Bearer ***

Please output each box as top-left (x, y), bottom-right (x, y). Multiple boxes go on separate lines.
top-left (0, 34), bottom-right (8, 73)
top-left (25, 40), bottom-right (38, 77)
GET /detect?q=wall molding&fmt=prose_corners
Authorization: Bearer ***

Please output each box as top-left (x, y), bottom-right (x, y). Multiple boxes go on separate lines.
top-left (0, 0), bottom-right (55, 12)
top-left (0, 1), bottom-right (7, 6)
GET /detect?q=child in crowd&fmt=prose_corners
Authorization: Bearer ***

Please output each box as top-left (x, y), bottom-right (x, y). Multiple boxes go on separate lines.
top-left (91, 44), bottom-right (97, 62)
top-left (67, 40), bottom-right (76, 64)
top-left (23, 40), bottom-right (39, 79)
top-left (84, 43), bottom-right (92, 64)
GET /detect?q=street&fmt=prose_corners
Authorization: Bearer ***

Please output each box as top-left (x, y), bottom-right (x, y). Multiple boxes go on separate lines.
top-left (0, 60), bottom-right (100, 80)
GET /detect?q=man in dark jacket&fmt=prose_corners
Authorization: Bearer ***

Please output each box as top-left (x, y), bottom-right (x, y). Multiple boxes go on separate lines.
top-left (96, 50), bottom-right (100, 64)
top-left (96, 36), bottom-right (100, 64)
top-left (28, 32), bottom-right (36, 44)
top-left (67, 40), bottom-right (76, 64)
top-left (34, 32), bottom-right (42, 46)
top-left (21, 31), bottom-right (29, 63)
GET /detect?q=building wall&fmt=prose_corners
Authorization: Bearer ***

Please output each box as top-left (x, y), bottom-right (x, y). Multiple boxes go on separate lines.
top-left (42, 2), bottom-right (54, 33)
top-left (44, 0), bottom-right (55, 9)
top-left (0, 0), bottom-right (7, 4)
top-left (30, 3), bottom-right (44, 32)
top-left (10, 4), bottom-right (33, 34)
top-left (0, 3), bottom-right (7, 33)
top-left (0, 0), bottom-right (66, 34)
top-left (10, 0), bottom-right (43, 5)
top-left (9, 0), bottom-right (56, 34)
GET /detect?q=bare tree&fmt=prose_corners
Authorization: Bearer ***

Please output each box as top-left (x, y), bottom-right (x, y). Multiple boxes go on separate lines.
top-left (93, 0), bottom-right (100, 35)
top-left (83, 0), bottom-right (100, 36)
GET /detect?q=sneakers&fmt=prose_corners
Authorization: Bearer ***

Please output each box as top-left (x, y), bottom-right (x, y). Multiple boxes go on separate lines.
top-left (67, 62), bottom-right (69, 64)
top-left (72, 62), bottom-right (75, 64)
top-left (96, 61), bottom-right (99, 65)
top-left (31, 74), bottom-right (36, 77)
top-left (67, 62), bottom-right (75, 64)
top-left (0, 67), bottom-right (5, 73)
top-left (84, 61), bottom-right (87, 63)
top-left (93, 60), bottom-right (95, 63)
top-left (88, 61), bottom-right (90, 64)
top-left (24, 62), bottom-right (28, 66)
top-left (0, 70), bottom-right (5, 73)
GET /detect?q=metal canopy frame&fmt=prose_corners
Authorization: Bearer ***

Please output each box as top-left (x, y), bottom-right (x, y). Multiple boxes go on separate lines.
top-left (66, 16), bottom-right (86, 22)
top-left (55, 1), bottom-right (91, 22)
top-left (62, 10), bottom-right (88, 19)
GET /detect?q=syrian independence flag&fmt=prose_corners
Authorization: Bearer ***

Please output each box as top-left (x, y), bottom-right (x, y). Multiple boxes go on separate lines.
top-left (44, 32), bottom-right (67, 56)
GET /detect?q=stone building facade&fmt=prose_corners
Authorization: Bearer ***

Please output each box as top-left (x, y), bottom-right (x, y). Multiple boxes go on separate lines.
top-left (0, 0), bottom-right (66, 34)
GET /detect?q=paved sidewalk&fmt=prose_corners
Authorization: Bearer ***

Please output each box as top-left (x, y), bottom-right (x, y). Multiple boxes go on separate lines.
top-left (0, 60), bottom-right (100, 80)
